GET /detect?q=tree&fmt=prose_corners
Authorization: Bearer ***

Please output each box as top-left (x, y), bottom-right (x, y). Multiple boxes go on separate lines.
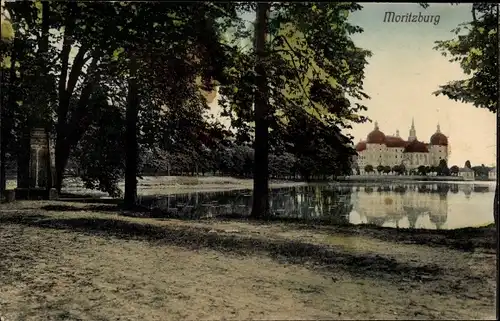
top-left (124, 52), bottom-right (139, 207)
top-left (433, 3), bottom-right (498, 224)
top-left (251, 2), bottom-right (271, 218)
top-left (472, 164), bottom-right (490, 178)
top-left (383, 165), bottom-right (391, 174)
top-left (376, 165), bottom-right (384, 175)
top-left (4, 1), bottom-right (240, 197)
top-left (433, 4), bottom-right (497, 113)
top-left (364, 164), bottom-right (374, 173)
top-left (437, 159), bottom-right (450, 176)
top-left (0, 1), bottom-right (15, 196)
top-left (219, 3), bottom-right (371, 218)
top-left (450, 165), bottom-right (460, 176)
top-left (465, 160), bottom-right (472, 168)
top-left (417, 165), bottom-right (427, 176)
top-left (399, 163), bottom-right (406, 175)
top-left (392, 165), bottom-right (401, 175)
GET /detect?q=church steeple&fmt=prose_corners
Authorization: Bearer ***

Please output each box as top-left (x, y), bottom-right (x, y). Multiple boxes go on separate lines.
top-left (374, 121), bottom-right (379, 130)
top-left (408, 117), bottom-right (417, 141)
top-left (436, 123), bottom-right (441, 133)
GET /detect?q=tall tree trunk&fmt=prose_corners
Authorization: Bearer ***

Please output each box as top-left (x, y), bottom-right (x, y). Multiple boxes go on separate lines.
top-left (124, 53), bottom-right (139, 208)
top-left (54, 3), bottom-right (76, 193)
top-left (0, 0), bottom-right (15, 197)
top-left (40, 1), bottom-right (52, 191)
top-left (251, 2), bottom-right (270, 219)
top-left (0, 66), bottom-right (4, 197)
top-left (54, 50), bottom-right (97, 192)
top-left (495, 3), bottom-right (499, 228)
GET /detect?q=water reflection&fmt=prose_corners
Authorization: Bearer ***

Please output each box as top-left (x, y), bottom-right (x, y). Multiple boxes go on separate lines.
top-left (352, 184), bottom-right (451, 229)
top-left (140, 182), bottom-right (494, 230)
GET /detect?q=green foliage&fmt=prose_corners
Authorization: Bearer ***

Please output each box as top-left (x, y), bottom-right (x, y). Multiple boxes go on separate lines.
top-left (471, 164), bottom-right (491, 178)
top-left (3, 1), bottom-right (242, 194)
top-left (391, 164), bottom-right (406, 175)
top-left (364, 164), bottom-right (374, 173)
top-left (437, 159), bottom-right (451, 176)
top-left (72, 91), bottom-right (125, 197)
top-left (4, 2), bottom-right (370, 196)
top-left (417, 165), bottom-right (427, 175)
top-left (433, 4), bottom-right (497, 113)
top-left (465, 160), bottom-right (472, 168)
top-left (450, 165), bottom-right (460, 175)
top-left (218, 3), bottom-right (371, 177)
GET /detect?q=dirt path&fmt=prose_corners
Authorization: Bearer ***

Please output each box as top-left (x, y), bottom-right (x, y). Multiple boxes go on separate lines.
top-left (0, 201), bottom-right (496, 320)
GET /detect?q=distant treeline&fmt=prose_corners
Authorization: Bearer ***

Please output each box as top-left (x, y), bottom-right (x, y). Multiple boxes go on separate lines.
top-left (138, 143), bottom-right (352, 181)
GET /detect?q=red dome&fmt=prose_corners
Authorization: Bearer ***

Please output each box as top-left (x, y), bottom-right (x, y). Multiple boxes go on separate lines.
top-left (385, 136), bottom-right (406, 148)
top-left (366, 122), bottom-right (386, 144)
top-left (355, 141), bottom-right (367, 152)
top-left (404, 140), bottom-right (429, 153)
top-left (430, 132), bottom-right (448, 146)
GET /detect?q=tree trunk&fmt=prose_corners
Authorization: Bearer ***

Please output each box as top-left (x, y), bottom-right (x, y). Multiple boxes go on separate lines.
top-left (0, 67), bottom-right (4, 197)
top-left (250, 2), bottom-right (270, 219)
top-left (54, 3), bottom-right (76, 192)
top-left (124, 53), bottom-right (139, 208)
top-left (54, 53), bottom-right (99, 192)
top-left (0, 40), bottom-right (16, 194)
top-left (54, 141), bottom-right (71, 192)
top-left (40, 2), bottom-right (52, 191)
top-left (494, 186), bottom-right (498, 227)
top-left (495, 3), bottom-right (500, 228)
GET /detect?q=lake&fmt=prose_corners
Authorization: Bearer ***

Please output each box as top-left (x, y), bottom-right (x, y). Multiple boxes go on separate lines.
top-left (139, 181), bottom-right (495, 229)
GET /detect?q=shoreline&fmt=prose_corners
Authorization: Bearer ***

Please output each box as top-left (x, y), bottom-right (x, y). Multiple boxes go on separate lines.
top-left (338, 175), bottom-right (464, 182)
top-left (6, 176), bottom-right (309, 198)
top-left (337, 175), bottom-right (496, 184)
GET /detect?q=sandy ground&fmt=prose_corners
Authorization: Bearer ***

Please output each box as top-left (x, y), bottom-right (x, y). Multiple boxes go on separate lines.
top-left (0, 200), bottom-right (496, 321)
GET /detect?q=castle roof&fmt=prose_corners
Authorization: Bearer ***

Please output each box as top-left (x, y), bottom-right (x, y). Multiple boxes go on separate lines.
top-left (403, 140), bottom-right (429, 153)
top-left (430, 124), bottom-right (448, 146)
top-left (385, 135), bottom-right (406, 148)
top-left (366, 122), bottom-right (386, 144)
top-left (355, 141), bottom-right (367, 152)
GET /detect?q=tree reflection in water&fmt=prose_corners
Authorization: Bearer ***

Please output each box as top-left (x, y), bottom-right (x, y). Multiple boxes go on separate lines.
top-left (140, 182), bottom-right (492, 229)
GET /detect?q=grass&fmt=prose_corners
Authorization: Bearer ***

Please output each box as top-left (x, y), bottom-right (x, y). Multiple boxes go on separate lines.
top-left (0, 200), bottom-right (496, 320)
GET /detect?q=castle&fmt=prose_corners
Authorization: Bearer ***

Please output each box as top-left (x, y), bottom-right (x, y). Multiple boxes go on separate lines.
top-left (354, 119), bottom-right (449, 174)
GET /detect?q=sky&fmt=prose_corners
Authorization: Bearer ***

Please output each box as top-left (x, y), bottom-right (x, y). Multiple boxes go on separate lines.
top-left (347, 3), bottom-right (496, 167)
top-left (209, 3), bottom-right (496, 167)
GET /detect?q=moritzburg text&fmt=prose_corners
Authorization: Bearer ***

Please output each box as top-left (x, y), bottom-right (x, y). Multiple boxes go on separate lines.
top-left (383, 12), bottom-right (441, 25)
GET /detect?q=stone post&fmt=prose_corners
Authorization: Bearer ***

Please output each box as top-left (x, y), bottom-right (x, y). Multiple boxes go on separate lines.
top-left (30, 128), bottom-right (48, 188)
top-left (14, 128), bottom-right (57, 199)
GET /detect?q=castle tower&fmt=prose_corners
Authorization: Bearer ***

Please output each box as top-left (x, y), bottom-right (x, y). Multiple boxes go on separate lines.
top-left (429, 122), bottom-right (450, 166)
top-left (408, 118), bottom-right (417, 142)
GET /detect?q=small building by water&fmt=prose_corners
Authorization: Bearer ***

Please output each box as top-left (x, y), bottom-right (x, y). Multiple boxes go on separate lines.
top-left (488, 167), bottom-right (497, 181)
top-left (458, 167), bottom-right (475, 181)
